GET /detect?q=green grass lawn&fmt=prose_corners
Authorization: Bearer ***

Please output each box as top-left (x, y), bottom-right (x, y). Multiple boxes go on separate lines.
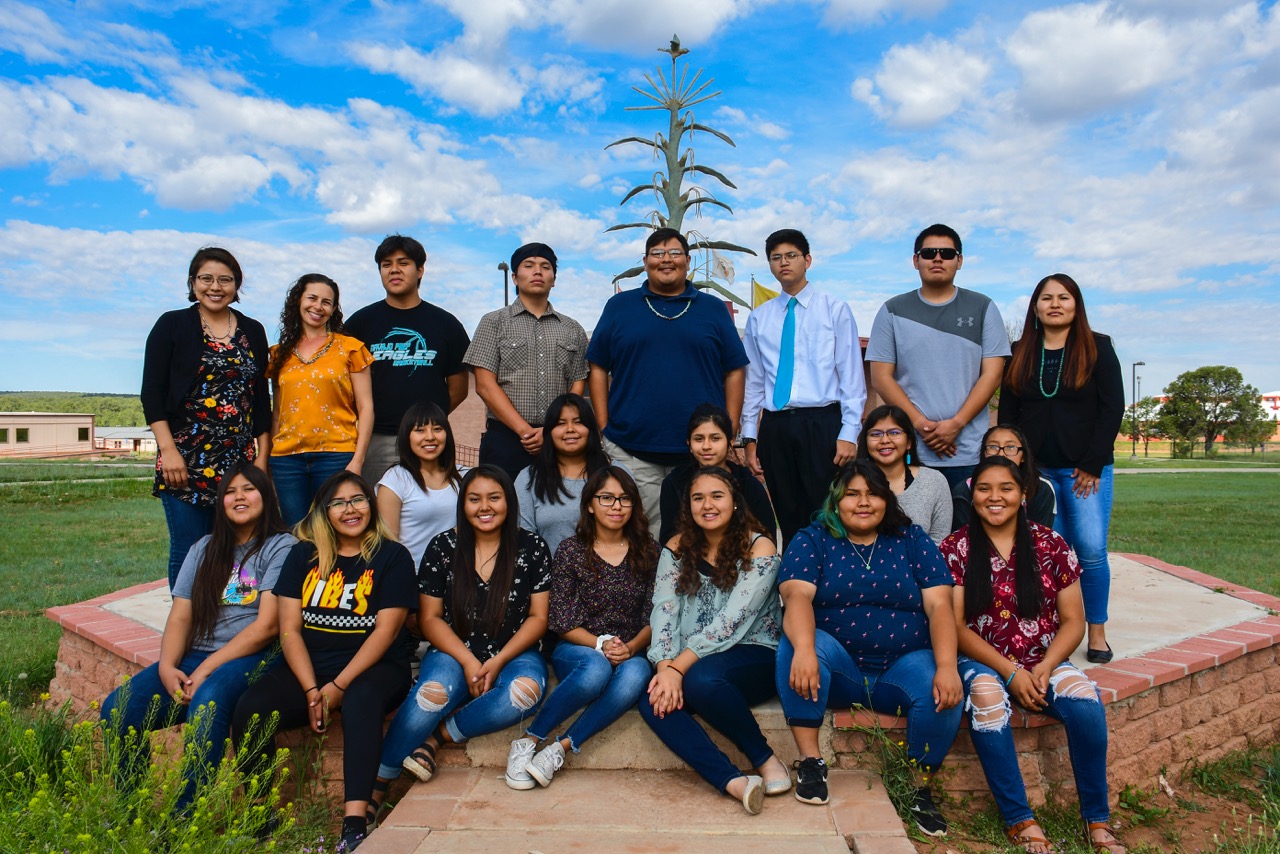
top-left (1111, 472), bottom-right (1280, 597)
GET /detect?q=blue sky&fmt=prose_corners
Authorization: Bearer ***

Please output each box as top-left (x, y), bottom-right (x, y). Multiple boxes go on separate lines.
top-left (1, 0), bottom-right (1278, 402)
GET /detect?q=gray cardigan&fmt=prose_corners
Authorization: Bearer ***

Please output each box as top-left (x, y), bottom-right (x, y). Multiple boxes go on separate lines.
top-left (896, 466), bottom-right (952, 545)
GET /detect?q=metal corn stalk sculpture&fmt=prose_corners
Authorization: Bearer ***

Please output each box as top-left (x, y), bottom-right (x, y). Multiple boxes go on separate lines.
top-left (605, 35), bottom-right (754, 307)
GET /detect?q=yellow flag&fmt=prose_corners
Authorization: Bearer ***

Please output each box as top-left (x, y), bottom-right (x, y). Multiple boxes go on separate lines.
top-left (752, 276), bottom-right (779, 307)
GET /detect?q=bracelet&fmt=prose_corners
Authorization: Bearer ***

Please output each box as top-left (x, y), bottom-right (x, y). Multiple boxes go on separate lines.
top-left (1004, 664), bottom-right (1023, 688)
top-left (595, 634), bottom-right (616, 653)
top-left (666, 663), bottom-right (685, 677)
top-left (332, 680), bottom-right (348, 692)
top-left (305, 686), bottom-right (319, 694)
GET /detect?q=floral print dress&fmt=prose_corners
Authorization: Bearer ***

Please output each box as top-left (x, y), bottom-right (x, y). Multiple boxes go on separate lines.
top-left (153, 332), bottom-right (261, 507)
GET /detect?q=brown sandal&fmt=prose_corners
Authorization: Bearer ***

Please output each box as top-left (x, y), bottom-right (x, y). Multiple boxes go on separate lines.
top-left (1085, 821), bottom-right (1126, 853)
top-left (1007, 818), bottom-right (1054, 853)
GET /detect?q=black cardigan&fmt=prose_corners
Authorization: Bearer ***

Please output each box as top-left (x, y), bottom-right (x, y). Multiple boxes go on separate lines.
top-left (140, 304), bottom-right (272, 437)
top-left (997, 332), bottom-right (1124, 477)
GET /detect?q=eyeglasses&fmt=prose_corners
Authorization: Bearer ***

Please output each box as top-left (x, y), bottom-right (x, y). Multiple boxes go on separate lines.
top-left (195, 274), bottom-right (237, 286)
top-left (646, 249), bottom-right (686, 260)
top-left (327, 495), bottom-right (369, 511)
top-left (768, 252), bottom-right (805, 263)
top-left (866, 429), bottom-right (906, 440)
top-left (594, 494), bottom-right (634, 508)
top-left (916, 248), bottom-right (960, 261)
top-left (983, 443), bottom-right (1023, 457)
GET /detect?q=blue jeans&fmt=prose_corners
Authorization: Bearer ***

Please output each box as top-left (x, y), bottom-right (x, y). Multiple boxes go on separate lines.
top-left (639, 643), bottom-right (777, 794)
top-left (160, 493), bottom-right (215, 590)
top-left (270, 451), bottom-right (354, 528)
top-left (776, 631), bottom-right (961, 772)
top-left (377, 649), bottom-right (547, 779)
top-left (959, 657), bottom-right (1110, 826)
top-left (100, 646), bottom-right (278, 809)
top-left (1042, 465), bottom-right (1114, 624)
top-left (525, 642), bottom-right (652, 752)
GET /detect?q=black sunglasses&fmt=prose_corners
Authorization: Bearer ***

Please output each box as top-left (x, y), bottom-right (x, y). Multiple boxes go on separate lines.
top-left (916, 248), bottom-right (960, 261)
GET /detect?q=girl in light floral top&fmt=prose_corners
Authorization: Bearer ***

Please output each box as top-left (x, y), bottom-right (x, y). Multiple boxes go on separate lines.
top-left (640, 466), bottom-right (789, 815)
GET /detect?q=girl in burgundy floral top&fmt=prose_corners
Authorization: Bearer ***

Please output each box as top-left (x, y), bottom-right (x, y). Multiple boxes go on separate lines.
top-left (941, 457), bottom-right (1124, 854)
top-left (507, 465), bottom-right (659, 788)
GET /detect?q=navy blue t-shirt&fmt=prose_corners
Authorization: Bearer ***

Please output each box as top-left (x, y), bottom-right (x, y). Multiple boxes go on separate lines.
top-left (779, 522), bottom-right (951, 674)
top-left (586, 281), bottom-right (748, 455)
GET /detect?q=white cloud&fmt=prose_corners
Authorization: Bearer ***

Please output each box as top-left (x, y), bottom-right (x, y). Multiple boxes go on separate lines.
top-left (1006, 2), bottom-right (1183, 120)
top-left (347, 42), bottom-right (526, 117)
top-left (548, 0), bottom-right (750, 50)
top-left (714, 106), bottom-right (789, 141)
top-left (852, 40), bottom-right (990, 127)
top-left (821, 0), bottom-right (949, 28)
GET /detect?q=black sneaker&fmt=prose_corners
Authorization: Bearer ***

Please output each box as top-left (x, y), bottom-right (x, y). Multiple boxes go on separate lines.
top-left (339, 816), bottom-right (368, 851)
top-left (793, 756), bottom-right (829, 805)
top-left (910, 786), bottom-right (947, 837)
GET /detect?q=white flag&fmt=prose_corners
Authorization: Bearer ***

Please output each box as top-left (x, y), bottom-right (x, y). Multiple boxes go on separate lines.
top-left (710, 250), bottom-right (736, 285)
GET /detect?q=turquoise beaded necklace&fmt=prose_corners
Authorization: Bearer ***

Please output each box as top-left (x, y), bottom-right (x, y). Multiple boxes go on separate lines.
top-left (1038, 340), bottom-right (1062, 398)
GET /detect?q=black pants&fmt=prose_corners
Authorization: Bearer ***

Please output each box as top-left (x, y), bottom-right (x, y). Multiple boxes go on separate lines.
top-left (231, 659), bottom-right (410, 803)
top-left (479, 419), bottom-right (540, 481)
top-left (758, 403), bottom-right (842, 547)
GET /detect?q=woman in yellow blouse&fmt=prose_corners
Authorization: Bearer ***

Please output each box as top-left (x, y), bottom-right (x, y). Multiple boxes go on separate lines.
top-left (269, 273), bottom-right (374, 526)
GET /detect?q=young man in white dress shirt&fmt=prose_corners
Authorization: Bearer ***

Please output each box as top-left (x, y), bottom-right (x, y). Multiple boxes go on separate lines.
top-left (741, 229), bottom-right (867, 545)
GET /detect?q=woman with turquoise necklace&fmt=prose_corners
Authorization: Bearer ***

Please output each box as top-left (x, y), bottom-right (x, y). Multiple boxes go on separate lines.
top-left (998, 274), bottom-right (1123, 663)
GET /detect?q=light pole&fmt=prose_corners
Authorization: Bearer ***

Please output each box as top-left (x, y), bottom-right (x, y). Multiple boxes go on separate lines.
top-left (1130, 360), bottom-right (1146, 459)
top-left (498, 262), bottom-right (510, 306)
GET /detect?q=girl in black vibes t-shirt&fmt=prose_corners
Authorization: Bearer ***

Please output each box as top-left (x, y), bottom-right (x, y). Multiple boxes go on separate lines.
top-left (371, 465), bottom-right (552, 803)
top-left (232, 471), bottom-right (415, 852)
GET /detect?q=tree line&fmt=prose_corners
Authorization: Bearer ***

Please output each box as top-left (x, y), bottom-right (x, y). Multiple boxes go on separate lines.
top-left (1122, 366), bottom-right (1273, 457)
top-left (0, 392), bottom-right (146, 427)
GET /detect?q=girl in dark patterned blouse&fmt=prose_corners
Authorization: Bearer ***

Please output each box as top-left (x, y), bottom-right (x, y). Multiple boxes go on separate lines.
top-left (507, 466), bottom-right (658, 788)
top-left (372, 465), bottom-right (552, 800)
top-left (776, 459), bottom-right (961, 835)
top-left (941, 457), bottom-right (1123, 854)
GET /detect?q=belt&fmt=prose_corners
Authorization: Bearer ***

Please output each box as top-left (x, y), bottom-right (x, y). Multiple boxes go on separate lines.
top-left (764, 402), bottom-right (840, 418)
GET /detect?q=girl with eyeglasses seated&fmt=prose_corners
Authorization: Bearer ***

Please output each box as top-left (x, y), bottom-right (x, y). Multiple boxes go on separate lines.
top-left (101, 464), bottom-right (294, 813)
top-left (941, 457), bottom-right (1124, 854)
top-left (515, 393), bottom-right (611, 554)
top-left (232, 471), bottom-right (417, 852)
top-left (951, 424), bottom-right (1055, 532)
top-left (855, 404), bottom-right (952, 545)
top-left (658, 403), bottom-right (776, 545)
top-left (505, 466), bottom-right (659, 788)
top-left (372, 465), bottom-right (552, 799)
top-left (642, 467), bottom-right (789, 815)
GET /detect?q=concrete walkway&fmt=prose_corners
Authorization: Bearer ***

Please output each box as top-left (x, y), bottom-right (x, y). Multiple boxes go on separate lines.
top-left (360, 767), bottom-right (911, 854)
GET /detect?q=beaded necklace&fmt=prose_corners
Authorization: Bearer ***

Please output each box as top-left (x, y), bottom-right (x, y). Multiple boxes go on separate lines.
top-left (643, 295), bottom-right (692, 321)
top-left (1037, 342), bottom-right (1062, 399)
top-left (294, 333), bottom-right (335, 365)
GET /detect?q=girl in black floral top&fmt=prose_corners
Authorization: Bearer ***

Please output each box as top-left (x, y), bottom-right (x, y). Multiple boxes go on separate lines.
top-left (372, 465), bottom-right (552, 800)
top-left (507, 466), bottom-right (658, 789)
top-left (141, 247), bottom-right (271, 589)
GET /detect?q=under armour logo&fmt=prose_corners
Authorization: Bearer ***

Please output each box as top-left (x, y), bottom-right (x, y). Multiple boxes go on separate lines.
top-left (956, 316), bottom-right (975, 327)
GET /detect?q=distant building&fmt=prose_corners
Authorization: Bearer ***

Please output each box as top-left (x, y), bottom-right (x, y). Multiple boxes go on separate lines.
top-left (0, 412), bottom-right (94, 458)
top-left (94, 427), bottom-right (157, 454)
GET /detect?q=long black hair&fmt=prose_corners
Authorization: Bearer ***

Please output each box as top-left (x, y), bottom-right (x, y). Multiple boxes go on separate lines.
top-left (815, 459), bottom-right (912, 539)
top-left (450, 465), bottom-right (520, 639)
top-left (684, 403), bottom-right (733, 466)
top-left (961, 456), bottom-right (1042, 622)
top-left (573, 465), bottom-right (656, 582)
top-left (529, 393), bottom-right (609, 504)
top-left (190, 463), bottom-right (288, 644)
top-left (395, 401), bottom-right (462, 492)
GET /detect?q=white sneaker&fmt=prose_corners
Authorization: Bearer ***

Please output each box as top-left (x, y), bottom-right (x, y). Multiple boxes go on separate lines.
top-left (526, 741), bottom-right (565, 788)
top-left (505, 738), bottom-right (538, 790)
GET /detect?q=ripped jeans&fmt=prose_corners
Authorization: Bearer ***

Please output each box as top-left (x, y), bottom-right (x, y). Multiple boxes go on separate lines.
top-left (376, 648), bottom-right (546, 780)
top-left (959, 656), bottom-right (1110, 827)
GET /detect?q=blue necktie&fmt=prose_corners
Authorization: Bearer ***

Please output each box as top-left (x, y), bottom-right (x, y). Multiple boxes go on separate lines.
top-left (773, 296), bottom-right (798, 411)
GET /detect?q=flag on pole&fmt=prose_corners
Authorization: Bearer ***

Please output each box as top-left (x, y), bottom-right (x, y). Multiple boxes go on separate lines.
top-left (710, 250), bottom-right (736, 286)
top-left (752, 276), bottom-right (779, 307)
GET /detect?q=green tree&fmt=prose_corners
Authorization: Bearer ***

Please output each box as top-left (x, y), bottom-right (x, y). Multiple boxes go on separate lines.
top-left (1121, 395), bottom-right (1163, 457)
top-left (1159, 366), bottom-right (1262, 457)
top-left (1225, 397), bottom-right (1274, 453)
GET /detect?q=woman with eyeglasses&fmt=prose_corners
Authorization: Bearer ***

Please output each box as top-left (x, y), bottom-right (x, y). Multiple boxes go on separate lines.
top-left (999, 274), bottom-right (1123, 663)
top-left (142, 247), bottom-right (272, 589)
top-left (267, 274), bottom-right (375, 527)
top-left (642, 466), bottom-right (788, 815)
top-left (941, 456), bottom-right (1124, 854)
top-left (951, 425), bottom-right (1055, 532)
top-left (232, 471), bottom-right (417, 852)
top-left (658, 403), bottom-right (776, 544)
top-left (855, 404), bottom-right (952, 545)
top-left (506, 466), bottom-right (658, 788)
top-left (372, 465), bottom-right (551, 800)
top-left (100, 464), bottom-right (294, 813)
top-left (515, 393), bottom-right (611, 554)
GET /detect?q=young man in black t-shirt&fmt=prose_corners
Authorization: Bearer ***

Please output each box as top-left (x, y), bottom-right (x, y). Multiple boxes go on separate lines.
top-left (345, 234), bottom-right (470, 486)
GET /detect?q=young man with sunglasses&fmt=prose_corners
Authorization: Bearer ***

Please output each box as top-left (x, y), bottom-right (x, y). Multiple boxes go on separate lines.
top-left (866, 224), bottom-right (1008, 491)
